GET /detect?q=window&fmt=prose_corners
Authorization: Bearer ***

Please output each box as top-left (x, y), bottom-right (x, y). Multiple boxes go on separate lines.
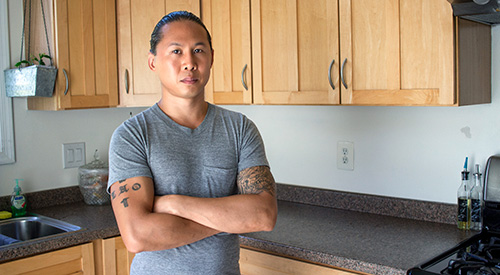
top-left (0, 0), bottom-right (15, 165)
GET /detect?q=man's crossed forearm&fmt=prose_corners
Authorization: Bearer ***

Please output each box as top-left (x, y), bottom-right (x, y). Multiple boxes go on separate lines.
top-left (153, 165), bottom-right (277, 233)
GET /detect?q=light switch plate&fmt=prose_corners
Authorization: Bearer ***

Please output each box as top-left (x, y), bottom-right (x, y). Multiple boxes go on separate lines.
top-left (63, 142), bottom-right (85, 168)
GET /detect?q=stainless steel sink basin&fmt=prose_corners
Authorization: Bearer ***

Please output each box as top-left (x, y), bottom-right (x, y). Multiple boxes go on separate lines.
top-left (0, 215), bottom-right (81, 246)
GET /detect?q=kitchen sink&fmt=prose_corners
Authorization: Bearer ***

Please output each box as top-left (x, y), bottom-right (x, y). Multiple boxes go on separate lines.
top-left (0, 215), bottom-right (81, 246)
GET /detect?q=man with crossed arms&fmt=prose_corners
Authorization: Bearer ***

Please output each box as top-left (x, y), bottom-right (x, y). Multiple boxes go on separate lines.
top-left (107, 11), bottom-right (277, 274)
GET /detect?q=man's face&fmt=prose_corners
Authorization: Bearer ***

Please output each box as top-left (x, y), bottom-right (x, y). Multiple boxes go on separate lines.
top-left (148, 20), bottom-right (213, 101)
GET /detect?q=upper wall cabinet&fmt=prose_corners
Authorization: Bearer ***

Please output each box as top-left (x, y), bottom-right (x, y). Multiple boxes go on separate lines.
top-left (203, 0), bottom-right (340, 105)
top-left (202, 0), bottom-right (253, 104)
top-left (340, 0), bottom-right (490, 106)
top-left (205, 0), bottom-right (490, 106)
top-left (116, 0), bottom-right (201, 107)
top-left (27, 0), bottom-right (119, 110)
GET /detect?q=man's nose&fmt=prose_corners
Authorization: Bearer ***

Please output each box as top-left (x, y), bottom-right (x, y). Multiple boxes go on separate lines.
top-left (183, 53), bottom-right (196, 71)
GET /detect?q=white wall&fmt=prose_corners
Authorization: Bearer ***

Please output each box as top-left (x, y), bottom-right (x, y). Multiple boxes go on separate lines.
top-left (1, 0), bottom-right (499, 204)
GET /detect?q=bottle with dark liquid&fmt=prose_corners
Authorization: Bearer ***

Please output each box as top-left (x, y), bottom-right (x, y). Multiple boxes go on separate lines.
top-left (457, 157), bottom-right (470, 230)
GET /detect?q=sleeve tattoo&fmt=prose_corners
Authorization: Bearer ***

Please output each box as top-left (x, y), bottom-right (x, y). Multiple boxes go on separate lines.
top-left (110, 179), bottom-right (142, 208)
top-left (237, 166), bottom-right (276, 197)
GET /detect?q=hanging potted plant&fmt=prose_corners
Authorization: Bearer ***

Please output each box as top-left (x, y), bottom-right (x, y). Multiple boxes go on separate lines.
top-left (3, 0), bottom-right (57, 97)
top-left (4, 53), bottom-right (57, 97)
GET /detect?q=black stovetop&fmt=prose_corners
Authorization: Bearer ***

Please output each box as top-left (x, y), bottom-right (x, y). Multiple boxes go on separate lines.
top-left (408, 231), bottom-right (500, 275)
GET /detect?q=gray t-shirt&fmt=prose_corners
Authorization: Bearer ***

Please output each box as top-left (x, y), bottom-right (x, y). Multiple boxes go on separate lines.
top-left (108, 103), bottom-right (269, 275)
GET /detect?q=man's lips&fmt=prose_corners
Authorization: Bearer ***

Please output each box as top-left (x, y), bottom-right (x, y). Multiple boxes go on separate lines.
top-left (180, 77), bottom-right (198, 84)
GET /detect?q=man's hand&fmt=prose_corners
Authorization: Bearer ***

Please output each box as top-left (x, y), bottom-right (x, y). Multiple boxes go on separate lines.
top-left (154, 166), bottom-right (277, 233)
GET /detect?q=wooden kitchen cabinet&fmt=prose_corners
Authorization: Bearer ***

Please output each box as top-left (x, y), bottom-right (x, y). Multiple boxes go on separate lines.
top-left (203, 0), bottom-right (339, 105)
top-left (202, 0), bottom-right (253, 104)
top-left (0, 243), bottom-right (95, 274)
top-left (93, 236), bottom-right (134, 275)
top-left (26, 0), bottom-right (119, 110)
top-left (239, 247), bottom-right (366, 275)
top-left (116, 0), bottom-right (201, 107)
top-left (339, 0), bottom-right (491, 106)
top-left (206, 0), bottom-right (490, 106)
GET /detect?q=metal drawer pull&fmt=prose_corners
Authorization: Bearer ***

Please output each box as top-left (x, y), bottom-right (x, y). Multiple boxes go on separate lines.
top-left (125, 69), bottom-right (129, 94)
top-left (328, 59), bottom-right (335, 90)
top-left (63, 69), bottom-right (69, 95)
top-left (341, 58), bottom-right (348, 89)
top-left (241, 64), bottom-right (248, 91)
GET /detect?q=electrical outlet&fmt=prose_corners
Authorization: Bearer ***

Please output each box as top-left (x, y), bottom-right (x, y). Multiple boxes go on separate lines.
top-left (63, 142), bottom-right (85, 168)
top-left (337, 141), bottom-right (354, 170)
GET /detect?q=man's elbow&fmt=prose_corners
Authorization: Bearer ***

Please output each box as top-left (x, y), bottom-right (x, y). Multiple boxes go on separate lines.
top-left (257, 205), bottom-right (277, 232)
top-left (121, 230), bottom-right (148, 253)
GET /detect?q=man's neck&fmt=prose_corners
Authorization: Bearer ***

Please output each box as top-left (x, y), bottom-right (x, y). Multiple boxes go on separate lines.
top-left (157, 96), bottom-right (208, 130)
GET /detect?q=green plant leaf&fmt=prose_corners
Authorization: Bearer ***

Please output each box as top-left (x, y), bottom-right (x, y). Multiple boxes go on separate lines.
top-left (14, 60), bottom-right (32, 68)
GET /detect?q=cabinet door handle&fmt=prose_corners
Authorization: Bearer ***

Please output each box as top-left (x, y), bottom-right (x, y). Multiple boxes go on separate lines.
top-left (340, 58), bottom-right (348, 89)
top-left (328, 59), bottom-right (335, 90)
top-left (125, 69), bottom-right (130, 94)
top-left (63, 69), bottom-right (69, 95)
top-left (241, 64), bottom-right (248, 91)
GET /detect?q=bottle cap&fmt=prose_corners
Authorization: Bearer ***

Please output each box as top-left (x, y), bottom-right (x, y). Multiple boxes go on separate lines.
top-left (462, 171), bottom-right (470, 180)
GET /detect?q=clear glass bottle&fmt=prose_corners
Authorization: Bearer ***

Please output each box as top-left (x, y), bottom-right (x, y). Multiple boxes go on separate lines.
top-left (470, 164), bottom-right (483, 231)
top-left (457, 158), bottom-right (470, 230)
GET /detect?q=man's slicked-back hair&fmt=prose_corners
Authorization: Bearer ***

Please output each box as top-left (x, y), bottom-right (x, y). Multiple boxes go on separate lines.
top-left (149, 11), bottom-right (212, 56)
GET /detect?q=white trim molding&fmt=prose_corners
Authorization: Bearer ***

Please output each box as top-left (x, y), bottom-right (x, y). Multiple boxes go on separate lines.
top-left (0, 0), bottom-right (15, 165)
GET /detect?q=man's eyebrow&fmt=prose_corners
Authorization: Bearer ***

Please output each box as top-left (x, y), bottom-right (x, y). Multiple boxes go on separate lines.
top-left (167, 42), bottom-right (208, 47)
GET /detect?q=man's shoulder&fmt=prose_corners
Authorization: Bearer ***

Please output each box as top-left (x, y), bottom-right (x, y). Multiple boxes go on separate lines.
top-left (210, 103), bottom-right (245, 121)
top-left (113, 105), bottom-right (158, 136)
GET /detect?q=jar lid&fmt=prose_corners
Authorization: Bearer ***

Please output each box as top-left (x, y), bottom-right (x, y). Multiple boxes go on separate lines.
top-left (80, 149), bottom-right (108, 170)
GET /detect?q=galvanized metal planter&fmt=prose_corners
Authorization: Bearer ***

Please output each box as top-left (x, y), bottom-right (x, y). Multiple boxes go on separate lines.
top-left (4, 65), bottom-right (57, 97)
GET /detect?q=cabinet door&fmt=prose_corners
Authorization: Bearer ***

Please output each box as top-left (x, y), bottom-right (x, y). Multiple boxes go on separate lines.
top-left (0, 243), bottom-right (94, 274)
top-left (117, 0), bottom-right (201, 107)
top-left (239, 247), bottom-right (365, 274)
top-left (93, 236), bottom-right (134, 275)
top-left (251, 0), bottom-right (339, 105)
top-left (339, 0), bottom-right (402, 105)
top-left (400, 0), bottom-right (455, 105)
top-left (202, 0), bottom-right (252, 104)
top-left (339, 0), bottom-right (455, 106)
top-left (27, 0), bottom-right (119, 110)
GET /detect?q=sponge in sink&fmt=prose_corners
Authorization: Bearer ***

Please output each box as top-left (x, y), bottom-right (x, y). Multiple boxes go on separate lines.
top-left (0, 211), bottom-right (12, 219)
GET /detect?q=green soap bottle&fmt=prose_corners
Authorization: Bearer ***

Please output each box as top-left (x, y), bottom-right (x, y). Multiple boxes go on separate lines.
top-left (11, 179), bottom-right (27, 217)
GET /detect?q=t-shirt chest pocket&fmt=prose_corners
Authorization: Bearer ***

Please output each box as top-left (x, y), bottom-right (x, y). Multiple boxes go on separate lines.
top-left (202, 166), bottom-right (238, 197)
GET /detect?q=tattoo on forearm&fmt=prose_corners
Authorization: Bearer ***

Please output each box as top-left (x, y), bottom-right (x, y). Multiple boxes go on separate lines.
top-left (111, 180), bottom-right (142, 208)
top-left (237, 166), bottom-right (276, 197)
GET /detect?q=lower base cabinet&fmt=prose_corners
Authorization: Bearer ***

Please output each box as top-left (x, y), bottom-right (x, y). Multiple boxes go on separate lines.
top-left (0, 238), bottom-right (366, 275)
top-left (239, 247), bottom-right (366, 275)
top-left (93, 236), bottom-right (134, 275)
top-left (0, 243), bottom-right (95, 275)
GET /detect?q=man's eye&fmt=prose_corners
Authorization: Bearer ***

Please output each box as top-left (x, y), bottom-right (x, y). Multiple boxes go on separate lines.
top-left (194, 49), bottom-right (203, 53)
top-left (172, 49), bottom-right (181, 54)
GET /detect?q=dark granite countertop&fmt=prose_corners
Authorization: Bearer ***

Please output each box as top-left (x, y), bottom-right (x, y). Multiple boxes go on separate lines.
top-left (0, 198), bottom-right (473, 275)
top-left (241, 200), bottom-right (473, 275)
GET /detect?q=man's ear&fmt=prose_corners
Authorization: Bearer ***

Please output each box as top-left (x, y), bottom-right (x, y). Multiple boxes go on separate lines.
top-left (148, 52), bottom-right (156, 71)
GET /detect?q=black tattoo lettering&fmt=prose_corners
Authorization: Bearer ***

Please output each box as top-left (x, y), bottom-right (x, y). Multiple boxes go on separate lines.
top-left (132, 183), bottom-right (141, 191)
top-left (111, 190), bottom-right (116, 200)
top-left (119, 184), bottom-right (129, 195)
top-left (119, 179), bottom-right (126, 183)
top-left (237, 166), bottom-right (276, 197)
top-left (121, 197), bottom-right (129, 208)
